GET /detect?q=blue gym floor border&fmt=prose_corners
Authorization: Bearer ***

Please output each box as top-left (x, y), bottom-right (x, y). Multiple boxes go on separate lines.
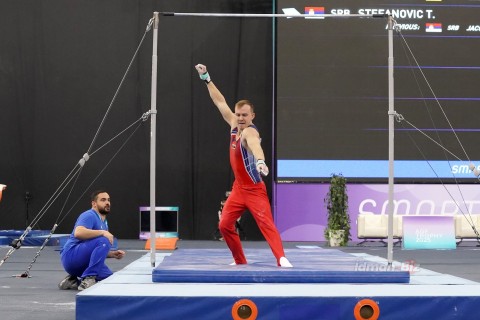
top-left (77, 295), bottom-right (480, 320)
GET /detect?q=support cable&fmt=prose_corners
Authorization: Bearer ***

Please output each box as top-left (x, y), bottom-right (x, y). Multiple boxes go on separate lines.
top-left (393, 26), bottom-right (480, 240)
top-left (0, 17), bottom-right (154, 270)
top-left (16, 119), bottom-right (146, 277)
top-left (86, 17), bottom-right (154, 155)
top-left (396, 29), bottom-right (471, 163)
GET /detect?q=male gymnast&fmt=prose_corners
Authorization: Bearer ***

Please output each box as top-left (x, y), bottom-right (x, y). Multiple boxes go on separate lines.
top-left (195, 64), bottom-right (292, 268)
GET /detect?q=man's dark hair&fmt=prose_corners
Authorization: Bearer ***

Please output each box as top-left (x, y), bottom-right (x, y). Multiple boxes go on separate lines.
top-left (91, 190), bottom-right (108, 202)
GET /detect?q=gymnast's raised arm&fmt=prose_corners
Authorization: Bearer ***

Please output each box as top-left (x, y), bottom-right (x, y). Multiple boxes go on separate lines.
top-left (195, 64), bottom-right (235, 127)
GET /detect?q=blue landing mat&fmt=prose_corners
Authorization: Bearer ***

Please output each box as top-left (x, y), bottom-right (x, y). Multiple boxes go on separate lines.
top-left (0, 230), bottom-right (69, 246)
top-left (152, 248), bottom-right (410, 284)
top-left (0, 229), bottom-right (50, 237)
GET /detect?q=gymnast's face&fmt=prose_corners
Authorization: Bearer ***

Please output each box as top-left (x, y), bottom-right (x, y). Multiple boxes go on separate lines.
top-left (92, 192), bottom-right (111, 215)
top-left (235, 104), bottom-right (255, 130)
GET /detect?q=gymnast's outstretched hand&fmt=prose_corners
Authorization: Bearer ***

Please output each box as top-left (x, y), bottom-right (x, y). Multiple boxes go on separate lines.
top-left (195, 64), bottom-right (211, 83)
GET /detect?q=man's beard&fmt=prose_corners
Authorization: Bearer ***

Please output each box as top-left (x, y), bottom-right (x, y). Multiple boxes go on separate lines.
top-left (98, 207), bottom-right (110, 215)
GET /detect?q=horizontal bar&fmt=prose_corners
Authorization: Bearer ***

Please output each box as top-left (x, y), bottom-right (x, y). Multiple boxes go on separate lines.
top-left (160, 12), bottom-right (387, 19)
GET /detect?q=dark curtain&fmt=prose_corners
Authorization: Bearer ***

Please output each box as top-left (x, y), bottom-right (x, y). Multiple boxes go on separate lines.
top-left (0, 0), bottom-right (273, 240)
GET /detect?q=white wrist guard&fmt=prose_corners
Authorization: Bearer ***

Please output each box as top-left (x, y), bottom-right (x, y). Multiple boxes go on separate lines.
top-left (256, 159), bottom-right (268, 176)
top-left (256, 159), bottom-right (266, 166)
top-left (200, 72), bottom-right (211, 83)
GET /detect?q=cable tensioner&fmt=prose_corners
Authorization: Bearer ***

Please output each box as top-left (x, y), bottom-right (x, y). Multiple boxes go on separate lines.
top-left (10, 238), bottom-right (22, 249)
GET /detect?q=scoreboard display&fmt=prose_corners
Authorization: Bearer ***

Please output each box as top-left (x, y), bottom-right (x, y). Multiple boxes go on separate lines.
top-left (275, 0), bottom-right (480, 182)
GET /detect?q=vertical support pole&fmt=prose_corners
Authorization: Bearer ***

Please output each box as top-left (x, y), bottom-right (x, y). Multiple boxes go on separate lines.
top-left (387, 15), bottom-right (395, 265)
top-left (150, 12), bottom-right (159, 267)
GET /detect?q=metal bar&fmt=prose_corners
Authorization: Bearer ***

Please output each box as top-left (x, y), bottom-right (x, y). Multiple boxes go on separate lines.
top-left (161, 12), bottom-right (386, 19)
top-left (155, 10), bottom-right (394, 264)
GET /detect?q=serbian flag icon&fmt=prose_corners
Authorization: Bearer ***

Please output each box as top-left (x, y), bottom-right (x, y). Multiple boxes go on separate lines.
top-left (305, 6), bottom-right (325, 19)
top-left (305, 7), bottom-right (324, 14)
top-left (426, 23), bottom-right (442, 32)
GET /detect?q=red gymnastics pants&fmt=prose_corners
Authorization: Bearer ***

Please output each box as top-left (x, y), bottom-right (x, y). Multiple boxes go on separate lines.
top-left (219, 181), bottom-right (286, 265)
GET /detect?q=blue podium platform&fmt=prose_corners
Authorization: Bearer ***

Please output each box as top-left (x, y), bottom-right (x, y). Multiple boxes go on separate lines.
top-left (76, 246), bottom-right (480, 320)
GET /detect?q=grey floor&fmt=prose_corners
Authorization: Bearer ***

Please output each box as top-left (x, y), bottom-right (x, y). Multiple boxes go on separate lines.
top-left (1, 239), bottom-right (479, 320)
